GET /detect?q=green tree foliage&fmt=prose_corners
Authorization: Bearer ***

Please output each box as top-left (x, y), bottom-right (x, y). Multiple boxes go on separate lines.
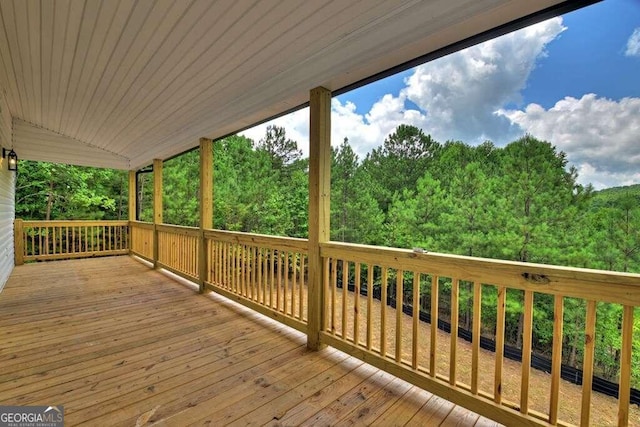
top-left (213, 134), bottom-right (303, 236)
top-left (331, 138), bottom-right (384, 244)
top-left (363, 124), bottom-right (440, 212)
top-left (163, 150), bottom-right (200, 227)
top-left (255, 125), bottom-right (303, 173)
top-left (500, 135), bottom-right (588, 263)
top-left (16, 161), bottom-right (127, 220)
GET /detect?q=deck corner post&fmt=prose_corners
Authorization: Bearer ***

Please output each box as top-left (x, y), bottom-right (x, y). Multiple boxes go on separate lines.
top-left (198, 137), bottom-right (213, 294)
top-left (14, 218), bottom-right (23, 266)
top-left (307, 86), bottom-right (331, 351)
top-left (128, 170), bottom-right (136, 254)
top-left (153, 159), bottom-right (163, 269)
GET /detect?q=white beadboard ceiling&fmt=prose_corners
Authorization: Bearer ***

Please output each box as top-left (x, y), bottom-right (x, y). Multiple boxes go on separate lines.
top-left (0, 0), bottom-right (574, 170)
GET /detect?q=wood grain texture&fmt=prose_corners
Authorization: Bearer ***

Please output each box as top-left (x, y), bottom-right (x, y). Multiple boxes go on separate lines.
top-left (0, 256), bottom-right (492, 426)
top-left (321, 242), bottom-right (640, 306)
top-left (307, 86), bottom-right (331, 350)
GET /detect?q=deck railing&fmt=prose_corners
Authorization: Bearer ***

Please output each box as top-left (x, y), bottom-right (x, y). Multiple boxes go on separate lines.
top-left (203, 229), bottom-right (309, 332)
top-left (14, 219), bottom-right (129, 264)
top-left (156, 224), bottom-right (200, 281)
top-left (12, 219), bottom-right (640, 426)
top-left (129, 220), bottom-right (154, 262)
top-left (320, 241), bottom-right (640, 427)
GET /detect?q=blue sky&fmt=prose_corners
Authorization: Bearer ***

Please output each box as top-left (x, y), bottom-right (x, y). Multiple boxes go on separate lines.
top-left (243, 0), bottom-right (640, 189)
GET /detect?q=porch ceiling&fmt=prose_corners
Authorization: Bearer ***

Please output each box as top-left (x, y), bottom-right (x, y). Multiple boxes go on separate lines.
top-left (0, 0), bottom-right (572, 170)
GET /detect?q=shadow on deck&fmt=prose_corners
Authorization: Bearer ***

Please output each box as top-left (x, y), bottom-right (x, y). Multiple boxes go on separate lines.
top-left (0, 256), bottom-right (500, 426)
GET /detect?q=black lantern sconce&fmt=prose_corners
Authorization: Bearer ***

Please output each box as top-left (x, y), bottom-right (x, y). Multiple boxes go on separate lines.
top-left (2, 148), bottom-right (18, 172)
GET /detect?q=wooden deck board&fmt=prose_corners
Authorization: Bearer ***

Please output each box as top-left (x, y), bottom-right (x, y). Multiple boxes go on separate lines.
top-left (0, 256), bottom-right (499, 426)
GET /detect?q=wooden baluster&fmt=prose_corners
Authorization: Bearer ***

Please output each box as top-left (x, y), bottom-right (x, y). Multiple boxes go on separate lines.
top-left (245, 245), bottom-right (250, 297)
top-left (207, 239), bottom-right (212, 284)
top-left (270, 249), bottom-right (275, 307)
top-left (549, 295), bottom-right (564, 424)
top-left (223, 243), bottom-right (229, 289)
top-left (45, 226), bottom-right (49, 255)
top-left (342, 260), bottom-right (348, 338)
top-left (249, 246), bottom-right (254, 300)
top-left (252, 247), bottom-right (258, 302)
top-left (237, 243), bottom-right (242, 295)
top-left (430, 275), bottom-right (439, 377)
top-left (330, 258), bottom-right (337, 334)
top-left (367, 265), bottom-right (373, 351)
top-left (278, 250), bottom-right (283, 311)
top-left (580, 300), bottom-right (596, 427)
top-left (30, 227), bottom-right (35, 257)
top-left (284, 252), bottom-right (290, 314)
top-left (450, 278), bottom-right (459, 386)
top-left (495, 286), bottom-right (506, 404)
top-left (472, 282), bottom-right (482, 394)
top-left (354, 262), bottom-right (361, 346)
top-left (618, 305), bottom-right (633, 427)
top-left (217, 241), bottom-right (221, 285)
top-left (181, 234), bottom-right (184, 273)
top-left (231, 244), bottom-right (236, 293)
top-left (261, 247), bottom-right (267, 305)
top-left (292, 253), bottom-right (298, 316)
top-left (521, 290), bottom-right (534, 413)
top-left (323, 257), bottom-right (330, 331)
top-left (300, 255), bottom-right (306, 321)
top-left (229, 243), bottom-right (233, 291)
top-left (412, 272), bottom-right (420, 369)
top-left (242, 245), bottom-right (247, 297)
top-left (396, 270), bottom-right (404, 363)
top-left (381, 267), bottom-right (388, 356)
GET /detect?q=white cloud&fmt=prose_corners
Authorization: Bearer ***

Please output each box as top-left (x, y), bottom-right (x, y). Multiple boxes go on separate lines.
top-left (625, 28), bottom-right (640, 57)
top-left (241, 108), bottom-right (309, 154)
top-left (240, 97), bottom-right (426, 160)
top-left (403, 17), bottom-right (566, 144)
top-left (497, 94), bottom-right (640, 187)
top-left (576, 163), bottom-right (640, 191)
top-left (243, 18), bottom-right (565, 157)
top-left (240, 16), bottom-right (639, 188)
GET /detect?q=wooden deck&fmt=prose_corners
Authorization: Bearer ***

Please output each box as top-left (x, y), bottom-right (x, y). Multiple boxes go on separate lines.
top-left (0, 256), bottom-right (500, 426)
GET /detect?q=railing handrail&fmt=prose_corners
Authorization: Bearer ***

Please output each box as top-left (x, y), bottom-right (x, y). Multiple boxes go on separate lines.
top-left (156, 223), bottom-right (200, 236)
top-left (204, 228), bottom-right (308, 253)
top-left (321, 241), bottom-right (640, 306)
top-left (21, 219), bottom-right (129, 227)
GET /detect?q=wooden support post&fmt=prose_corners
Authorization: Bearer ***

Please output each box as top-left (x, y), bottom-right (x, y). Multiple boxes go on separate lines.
top-left (199, 137), bottom-right (213, 293)
top-left (153, 159), bottom-right (163, 269)
top-left (14, 218), bottom-right (24, 266)
top-left (128, 170), bottom-right (136, 254)
top-left (128, 170), bottom-right (136, 221)
top-left (307, 86), bottom-right (331, 351)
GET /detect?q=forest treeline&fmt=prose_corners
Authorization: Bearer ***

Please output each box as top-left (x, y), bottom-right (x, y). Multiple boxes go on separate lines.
top-left (15, 124), bottom-right (640, 386)
top-left (17, 124), bottom-right (638, 273)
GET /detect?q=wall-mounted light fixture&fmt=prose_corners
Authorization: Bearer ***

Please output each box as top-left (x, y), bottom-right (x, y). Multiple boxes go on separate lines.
top-left (2, 148), bottom-right (18, 172)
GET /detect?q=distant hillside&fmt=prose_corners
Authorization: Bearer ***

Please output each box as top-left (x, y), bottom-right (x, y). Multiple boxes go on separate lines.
top-left (594, 183), bottom-right (640, 196)
top-left (591, 183), bottom-right (640, 207)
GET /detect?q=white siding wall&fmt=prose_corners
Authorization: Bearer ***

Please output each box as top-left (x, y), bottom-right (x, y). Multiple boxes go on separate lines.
top-left (0, 91), bottom-right (14, 291)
